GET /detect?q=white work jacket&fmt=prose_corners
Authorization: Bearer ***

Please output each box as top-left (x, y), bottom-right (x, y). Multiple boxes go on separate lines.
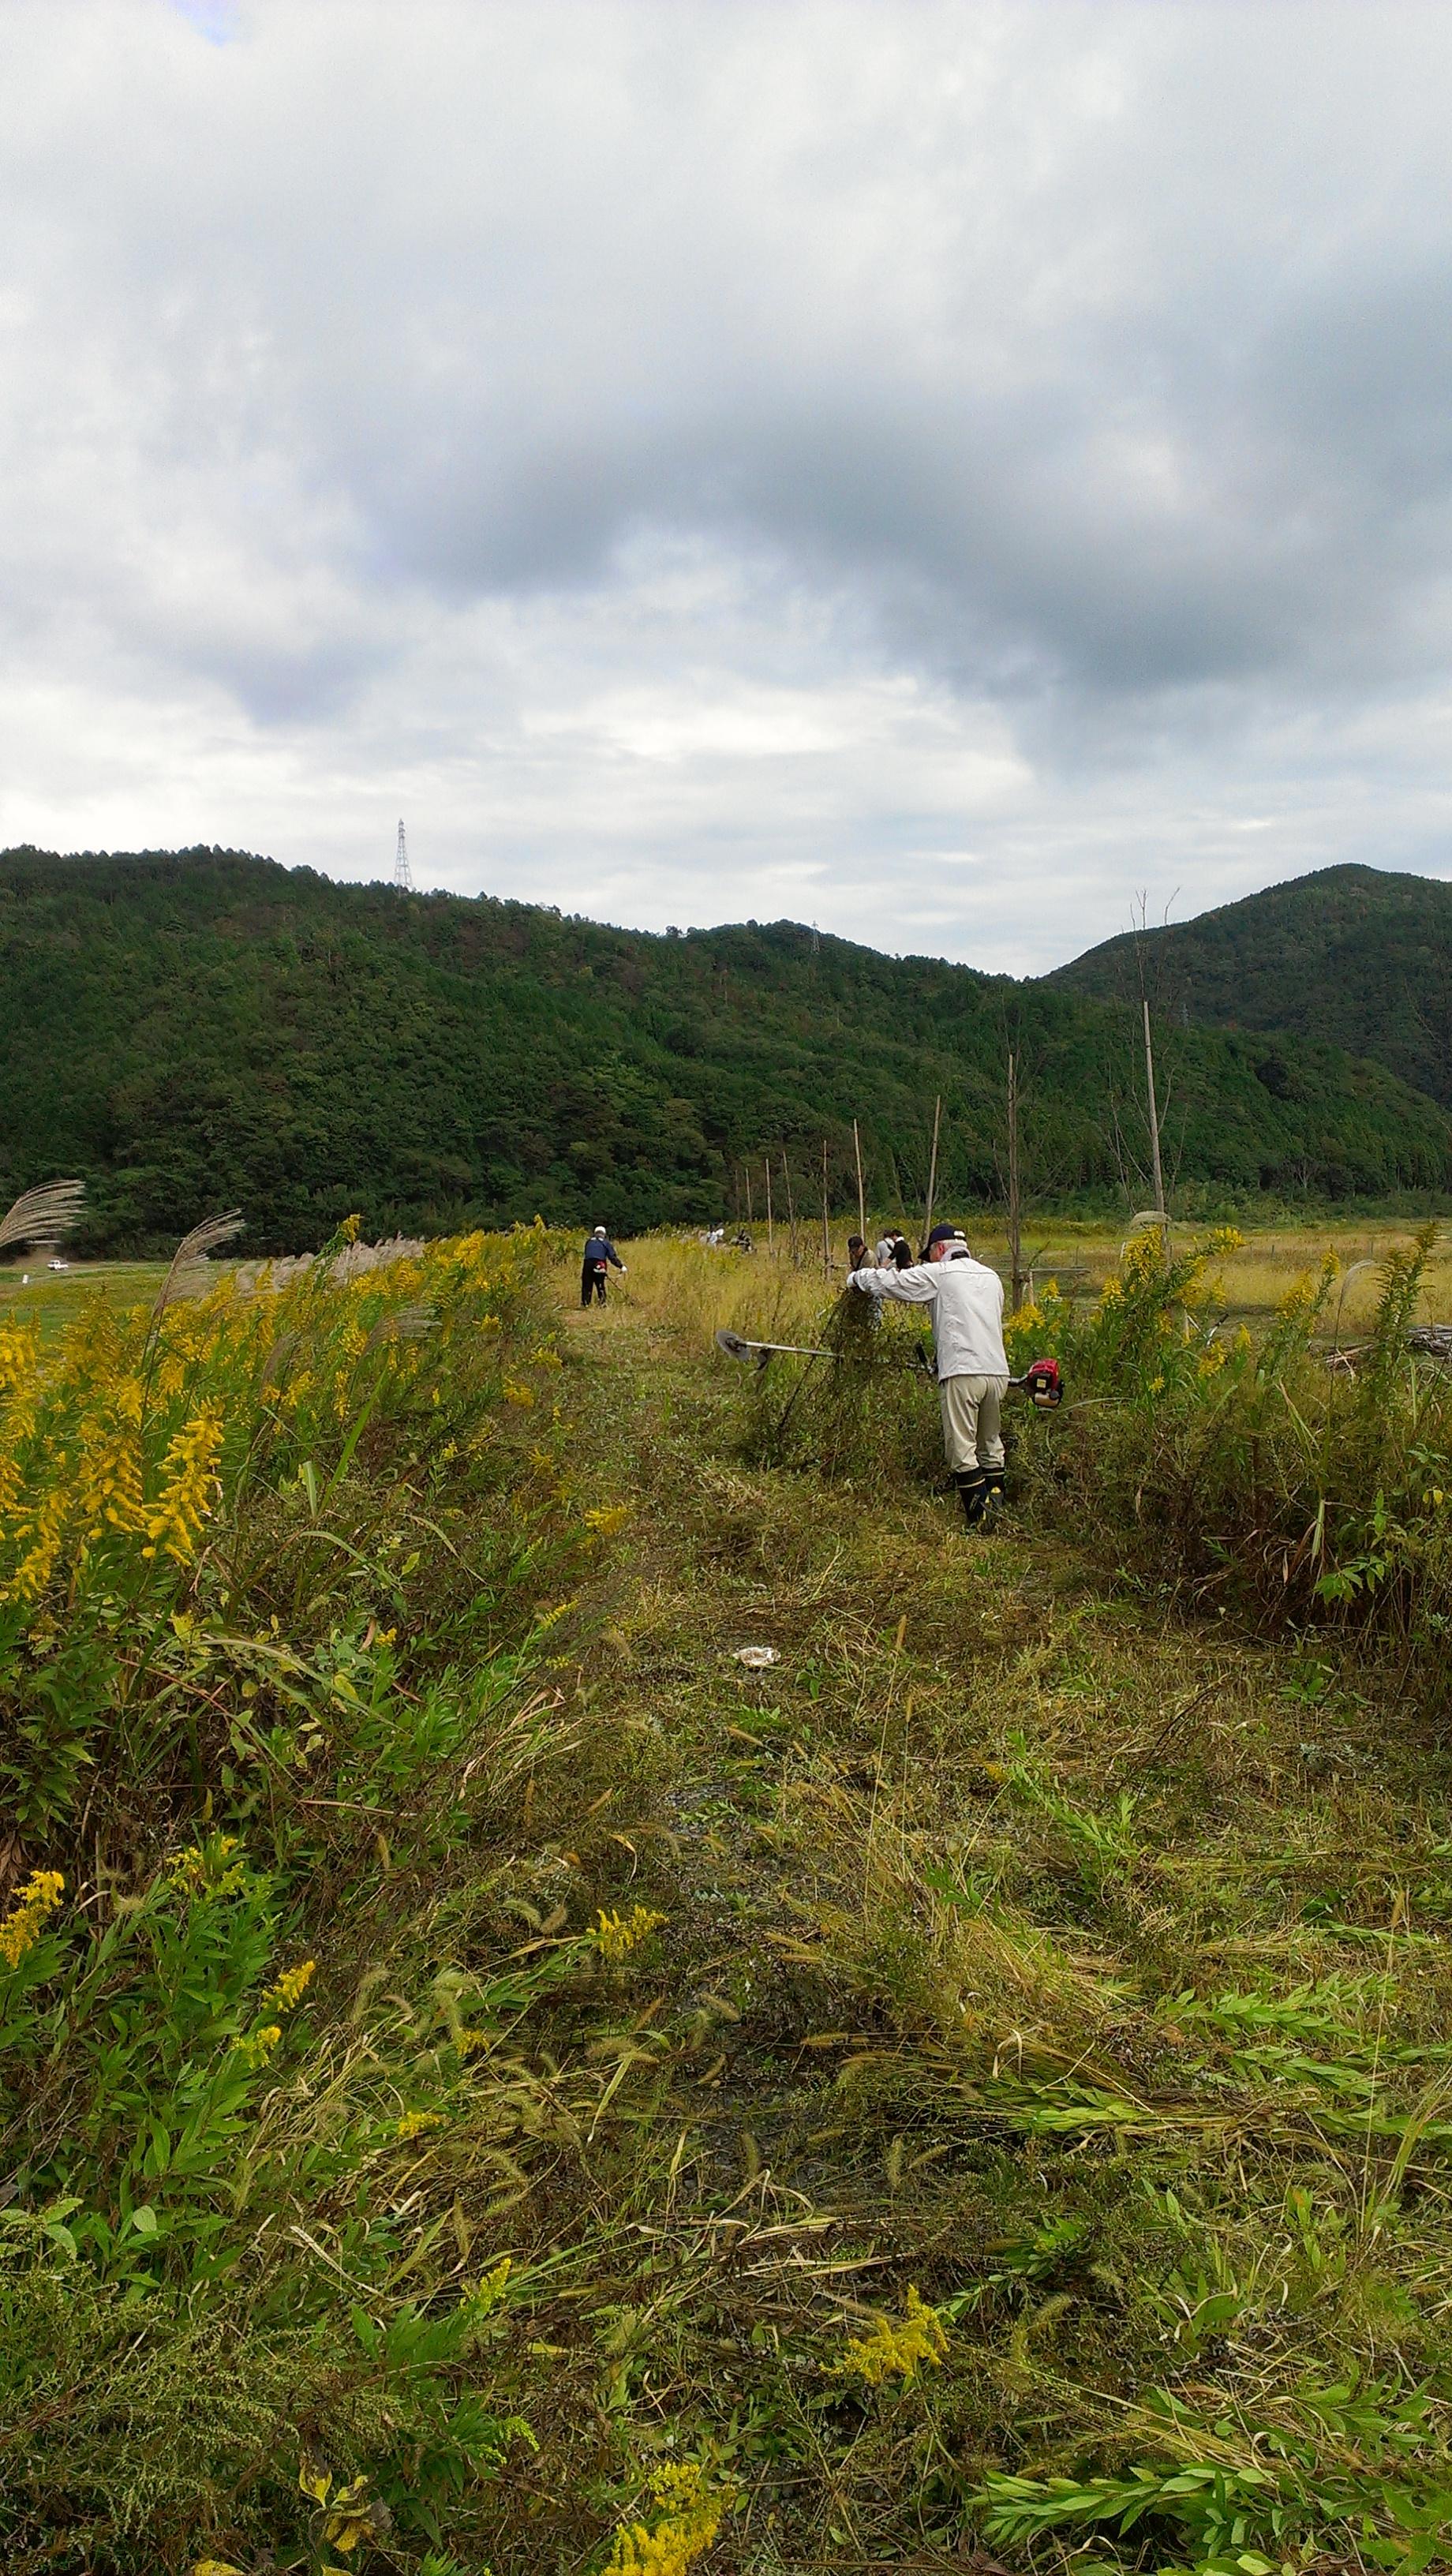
top-left (848, 1251), bottom-right (1009, 1381)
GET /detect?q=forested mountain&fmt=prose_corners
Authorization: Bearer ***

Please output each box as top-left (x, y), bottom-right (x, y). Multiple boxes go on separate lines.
top-left (2, 846), bottom-right (1447, 1252)
top-left (1050, 863), bottom-right (1452, 1106)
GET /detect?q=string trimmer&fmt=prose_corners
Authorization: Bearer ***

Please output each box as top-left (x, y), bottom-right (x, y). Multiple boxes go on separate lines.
top-left (713, 1328), bottom-right (1062, 1407)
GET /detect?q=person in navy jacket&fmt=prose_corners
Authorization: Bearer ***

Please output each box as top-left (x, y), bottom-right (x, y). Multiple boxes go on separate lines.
top-left (581, 1226), bottom-right (626, 1306)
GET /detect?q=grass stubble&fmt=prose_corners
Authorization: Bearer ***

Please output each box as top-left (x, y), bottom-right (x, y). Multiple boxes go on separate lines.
top-left (3, 1225), bottom-right (1452, 2572)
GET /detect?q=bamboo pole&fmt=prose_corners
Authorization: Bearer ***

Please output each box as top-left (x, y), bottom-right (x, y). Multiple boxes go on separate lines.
top-left (745, 1162), bottom-right (754, 1230)
top-left (1007, 1049), bottom-right (1023, 1310)
top-left (1143, 998), bottom-right (1168, 1244)
top-left (853, 1118), bottom-right (866, 1245)
top-left (781, 1151), bottom-right (799, 1267)
top-left (821, 1137), bottom-right (830, 1277)
top-left (765, 1156), bottom-right (773, 1257)
top-left (922, 1094), bottom-right (941, 1251)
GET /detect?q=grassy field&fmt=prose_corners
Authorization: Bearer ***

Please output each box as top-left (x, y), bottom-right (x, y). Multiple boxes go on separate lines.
top-left (4, 1221), bottom-right (1452, 2574)
top-left (0, 1261), bottom-right (168, 1339)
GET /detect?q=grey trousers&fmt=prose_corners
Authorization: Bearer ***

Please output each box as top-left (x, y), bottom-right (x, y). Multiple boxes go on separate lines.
top-left (939, 1373), bottom-right (1008, 1473)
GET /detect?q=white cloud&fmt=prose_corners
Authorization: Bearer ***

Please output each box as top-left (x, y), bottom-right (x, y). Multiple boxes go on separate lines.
top-left (3, 0), bottom-right (1452, 968)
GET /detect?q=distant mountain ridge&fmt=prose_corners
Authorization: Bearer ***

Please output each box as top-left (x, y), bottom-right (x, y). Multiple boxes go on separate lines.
top-left (1049, 863), bottom-right (1452, 1108)
top-left (0, 845), bottom-right (1446, 1252)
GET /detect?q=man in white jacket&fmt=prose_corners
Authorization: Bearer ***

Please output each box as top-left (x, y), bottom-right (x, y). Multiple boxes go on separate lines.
top-left (848, 1222), bottom-right (1010, 1526)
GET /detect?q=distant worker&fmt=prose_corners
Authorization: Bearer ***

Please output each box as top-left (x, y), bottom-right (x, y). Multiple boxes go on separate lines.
top-left (847, 1234), bottom-right (867, 1271)
top-left (581, 1224), bottom-right (626, 1307)
top-left (891, 1233), bottom-right (915, 1271)
top-left (848, 1222), bottom-right (1009, 1527)
top-left (873, 1230), bottom-right (896, 1265)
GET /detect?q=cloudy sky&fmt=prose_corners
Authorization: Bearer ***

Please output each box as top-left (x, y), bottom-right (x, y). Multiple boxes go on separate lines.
top-left (3, 2), bottom-right (1452, 972)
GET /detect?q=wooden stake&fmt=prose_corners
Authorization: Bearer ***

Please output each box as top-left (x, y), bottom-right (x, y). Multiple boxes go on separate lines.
top-left (745, 1161), bottom-right (754, 1230)
top-left (853, 1117), bottom-right (866, 1245)
top-left (821, 1137), bottom-right (830, 1277)
top-left (922, 1094), bottom-right (941, 1252)
top-left (765, 1156), bottom-right (773, 1256)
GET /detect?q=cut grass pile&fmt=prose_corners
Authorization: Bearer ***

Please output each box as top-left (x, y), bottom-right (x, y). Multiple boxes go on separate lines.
top-left (4, 1223), bottom-right (1452, 2573)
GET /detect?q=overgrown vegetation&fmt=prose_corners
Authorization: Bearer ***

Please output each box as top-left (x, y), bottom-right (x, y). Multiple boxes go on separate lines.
top-left (7, 1224), bottom-right (1452, 2574)
top-left (2, 846), bottom-right (1447, 1250)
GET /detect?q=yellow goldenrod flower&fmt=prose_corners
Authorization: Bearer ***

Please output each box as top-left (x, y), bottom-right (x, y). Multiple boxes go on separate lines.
top-left (503, 1380), bottom-right (536, 1408)
top-left (838, 2285), bottom-right (949, 2386)
top-left (0, 1868), bottom-right (64, 1968)
top-left (169, 1836), bottom-right (245, 1900)
top-left (233, 2023), bottom-right (283, 2068)
top-left (459, 2256), bottom-right (512, 2315)
top-left (584, 1504), bottom-right (630, 1537)
top-left (593, 1904), bottom-right (668, 1961)
top-left (394, 2109), bottom-right (443, 2141)
top-left (264, 1959), bottom-right (316, 2012)
top-left (142, 1407), bottom-right (225, 1563)
top-left (1276, 1271), bottom-right (1319, 1320)
top-left (0, 1485), bottom-right (68, 1605)
top-left (604, 2464), bottom-right (726, 2576)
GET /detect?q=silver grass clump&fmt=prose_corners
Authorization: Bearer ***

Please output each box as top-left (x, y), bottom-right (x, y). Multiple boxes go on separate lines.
top-left (0, 1179), bottom-right (86, 1256)
top-left (329, 1236), bottom-right (426, 1284)
top-left (364, 1302), bottom-right (434, 1352)
top-left (152, 1210), bottom-right (245, 1317)
top-left (259, 1328), bottom-right (302, 1387)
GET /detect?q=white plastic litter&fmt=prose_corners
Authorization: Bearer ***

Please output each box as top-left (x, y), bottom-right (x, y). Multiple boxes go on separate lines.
top-left (732, 1646), bottom-right (779, 1670)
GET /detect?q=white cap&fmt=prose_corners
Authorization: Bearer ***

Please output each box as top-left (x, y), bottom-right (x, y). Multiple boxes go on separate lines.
top-left (592, 1224), bottom-right (606, 1234)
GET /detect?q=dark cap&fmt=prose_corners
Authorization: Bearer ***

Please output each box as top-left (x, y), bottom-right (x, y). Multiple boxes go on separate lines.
top-left (924, 1222), bottom-right (960, 1249)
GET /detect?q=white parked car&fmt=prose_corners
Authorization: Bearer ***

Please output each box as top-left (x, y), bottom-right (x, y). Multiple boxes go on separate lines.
top-left (47, 1258), bottom-right (70, 1272)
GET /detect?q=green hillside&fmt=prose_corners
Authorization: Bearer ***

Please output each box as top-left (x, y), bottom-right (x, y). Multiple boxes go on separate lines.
top-left (2, 846), bottom-right (1448, 1252)
top-left (1050, 861), bottom-right (1452, 1106)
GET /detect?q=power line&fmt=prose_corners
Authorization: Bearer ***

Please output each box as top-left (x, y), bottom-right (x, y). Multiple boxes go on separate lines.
top-left (394, 818), bottom-right (413, 891)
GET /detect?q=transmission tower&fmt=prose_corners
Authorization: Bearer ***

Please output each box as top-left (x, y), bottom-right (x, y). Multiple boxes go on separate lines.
top-left (394, 819), bottom-right (413, 891)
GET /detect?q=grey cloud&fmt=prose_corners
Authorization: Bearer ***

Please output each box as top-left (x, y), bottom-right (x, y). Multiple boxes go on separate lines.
top-left (3, 1), bottom-right (1452, 957)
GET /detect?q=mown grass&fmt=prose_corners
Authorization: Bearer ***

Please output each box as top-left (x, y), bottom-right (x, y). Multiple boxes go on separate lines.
top-left (5, 1222), bottom-right (1452, 2574)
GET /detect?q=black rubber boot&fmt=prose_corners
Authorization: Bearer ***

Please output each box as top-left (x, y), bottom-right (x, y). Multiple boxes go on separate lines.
top-left (982, 1465), bottom-right (1006, 1522)
top-left (955, 1469), bottom-right (987, 1527)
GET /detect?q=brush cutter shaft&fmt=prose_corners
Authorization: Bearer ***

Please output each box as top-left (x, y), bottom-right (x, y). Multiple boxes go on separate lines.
top-left (713, 1327), bottom-right (1063, 1406)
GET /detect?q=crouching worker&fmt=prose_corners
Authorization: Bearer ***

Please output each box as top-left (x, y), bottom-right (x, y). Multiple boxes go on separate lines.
top-left (848, 1222), bottom-right (1009, 1526)
top-left (581, 1224), bottom-right (626, 1307)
